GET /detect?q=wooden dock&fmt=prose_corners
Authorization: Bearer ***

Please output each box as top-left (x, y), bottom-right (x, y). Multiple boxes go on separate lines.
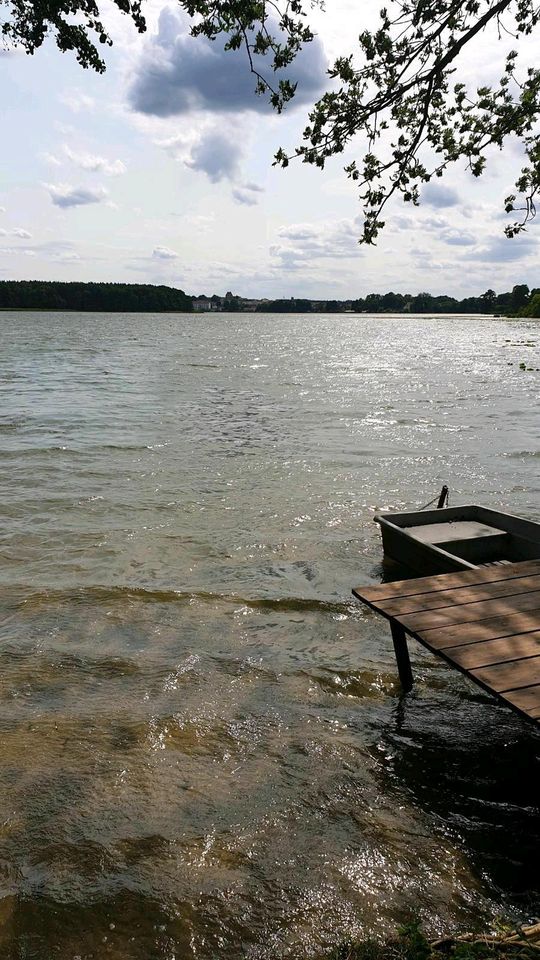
top-left (353, 559), bottom-right (540, 724)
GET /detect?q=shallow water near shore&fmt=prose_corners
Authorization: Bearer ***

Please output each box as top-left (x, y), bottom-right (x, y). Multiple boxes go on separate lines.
top-left (0, 310), bottom-right (539, 959)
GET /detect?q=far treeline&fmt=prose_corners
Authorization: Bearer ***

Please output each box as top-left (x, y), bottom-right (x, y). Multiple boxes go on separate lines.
top-left (254, 285), bottom-right (539, 316)
top-left (1, 280), bottom-right (539, 316)
top-left (0, 281), bottom-right (192, 312)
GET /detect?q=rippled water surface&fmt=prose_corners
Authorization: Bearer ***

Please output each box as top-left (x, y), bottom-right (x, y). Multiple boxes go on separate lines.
top-left (0, 311), bottom-right (539, 959)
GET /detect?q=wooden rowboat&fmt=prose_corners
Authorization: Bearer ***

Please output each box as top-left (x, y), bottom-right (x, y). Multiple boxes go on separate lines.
top-left (375, 503), bottom-right (540, 577)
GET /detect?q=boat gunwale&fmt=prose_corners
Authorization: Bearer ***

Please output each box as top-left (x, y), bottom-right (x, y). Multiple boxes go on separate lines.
top-left (374, 504), bottom-right (540, 573)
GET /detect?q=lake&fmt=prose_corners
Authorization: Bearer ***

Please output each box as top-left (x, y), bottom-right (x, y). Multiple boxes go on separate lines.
top-left (0, 311), bottom-right (538, 958)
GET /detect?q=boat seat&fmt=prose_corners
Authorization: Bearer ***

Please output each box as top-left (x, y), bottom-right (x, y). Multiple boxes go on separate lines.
top-left (402, 520), bottom-right (506, 545)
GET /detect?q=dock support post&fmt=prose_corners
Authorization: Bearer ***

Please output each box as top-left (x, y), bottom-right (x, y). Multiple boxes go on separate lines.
top-left (390, 620), bottom-right (413, 691)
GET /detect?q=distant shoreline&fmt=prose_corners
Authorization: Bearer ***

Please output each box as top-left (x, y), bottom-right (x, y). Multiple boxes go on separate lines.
top-left (0, 280), bottom-right (536, 316)
top-left (0, 307), bottom-right (500, 317)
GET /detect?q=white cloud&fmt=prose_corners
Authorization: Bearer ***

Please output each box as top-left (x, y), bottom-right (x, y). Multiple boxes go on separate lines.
top-left (0, 246), bottom-right (36, 257)
top-left (155, 133), bottom-right (186, 158)
top-left (152, 245), bottom-right (178, 259)
top-left (232, 188), bottom-right (258, 207)
top-left (46, 183), bottom-right (108, 208)
top-left (44, 147), bottom-right (126, 176)
top-left (389, 210), bottom-right (479, 248)
top-left (232, 182), bottom-right (265, 206)
top-left (422, 182), bottom-right (460, 208)
top-left (42, 151), bottom-right (63, 167)
top-left (156, 126), bottom-right (248, 189)
top-left (440, 228), bottom-right (476, 247)
top-left (40, 241), bottom-right (85, 261)
top-left (0, 227), bottom-right (32, 239)
top-left (422, 215), bottom-right (450, 230)
top-left (59, 91), bottom-right (96, 113)
top-left (469, 235), bottom-right (538, 263)
top-left (181, 213), bottom-right (215, 231)
top-left (185, 129), bottom-right (242, 183)
top-left (64, 147), bottom-right (127, 176)
top-left (54, 251), bottom-right (82, 262)
top-left (128, 6), bottom-right (327, 117)
top-left (271, 216), bottom-right (364, 270)
top-left (0, 239), bottom-right (95, 264)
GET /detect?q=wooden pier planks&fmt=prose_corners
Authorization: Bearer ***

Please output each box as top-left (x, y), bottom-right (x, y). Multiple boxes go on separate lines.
top-left (353, 561), bottom-right (540, 724)
top-left (378, 572), bottom-right (540, 617)
top-left (357, 559), bottom-right (540, 603)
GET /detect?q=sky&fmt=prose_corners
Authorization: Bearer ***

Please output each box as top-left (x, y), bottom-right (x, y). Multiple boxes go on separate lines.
top-left (1, 0), bottom-right (538, 299)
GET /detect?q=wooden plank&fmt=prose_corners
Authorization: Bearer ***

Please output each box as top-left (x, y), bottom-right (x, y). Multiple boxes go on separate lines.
top-left (443, 631), bottom-right (540, 669)
top-left (379, 573), bottom-right (540, 617)
top-left (353, 559), bottom-right (540, 604)
top-left (397, 590), bottom-right (540, 632)
top-left (417, 610), bottom-right (540, 649)
top-left (502, 685), bottom-right (540, 719)
top-left (471, 655), bottom-right (540, 692)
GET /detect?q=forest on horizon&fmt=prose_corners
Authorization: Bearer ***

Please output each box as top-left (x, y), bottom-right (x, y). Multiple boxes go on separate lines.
top-left (0, 280), bottom-right (538, 316)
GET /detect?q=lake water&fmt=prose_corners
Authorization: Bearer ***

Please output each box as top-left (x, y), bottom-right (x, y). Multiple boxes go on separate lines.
top-left (0, 311), bottom-right (539, 959)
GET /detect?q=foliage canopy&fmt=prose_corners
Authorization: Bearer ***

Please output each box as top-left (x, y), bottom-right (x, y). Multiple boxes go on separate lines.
top-left (2, 0), bottom-right (539, 242)
top-left (0, 280), bottom-right (192, 312)
top-left (1, 1), bottom-right (145, 71)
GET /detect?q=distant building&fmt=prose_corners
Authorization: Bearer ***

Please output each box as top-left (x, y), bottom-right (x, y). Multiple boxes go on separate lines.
top-left (193, 294), bottom-right (272, 312)
top-left (193, 298), bottom-right (219, 312)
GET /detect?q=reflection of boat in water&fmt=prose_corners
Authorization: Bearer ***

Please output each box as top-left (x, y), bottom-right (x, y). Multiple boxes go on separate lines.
top-left (375, 501), bottom-right (540, 577)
